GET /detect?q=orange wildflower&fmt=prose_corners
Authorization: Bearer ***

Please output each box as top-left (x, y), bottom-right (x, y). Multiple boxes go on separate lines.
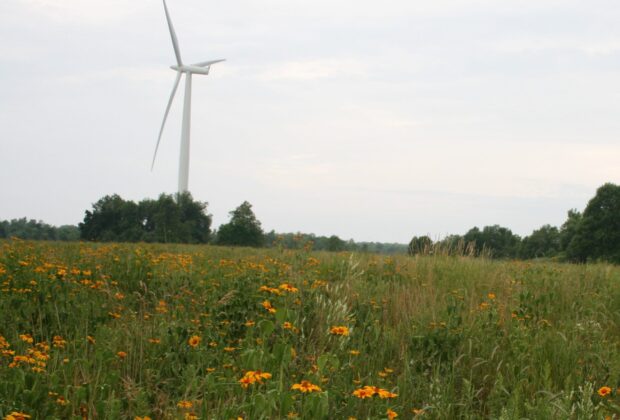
top-left (239, 376), bottom-right (253, 389)
top-left (52, 336), bottom-right (66, 348)
top-left (291, 380), bottom-right (322, 393)
top-left (177, 400), bottom-right (193, 409)
top-left (377, 388), bottom-right (398, 399)
top-left (188, 335), bottom-right (201, 348)
top-left (598, 386), bottom-right (612, 397)
top-left (330, 326), bottom-right (349, 336)
top-left (239, 370), bottom-right (272, 388)
top-left (352, 387), bottom-right (375, 399)
top-left (19, 334), bottom-right (33, 344)
top-left (279, 283), bottom-right (299, 293)
top-left (262, 300), bottom-right (276, 314)
top-left (4, 412), bottom-right (31, 420)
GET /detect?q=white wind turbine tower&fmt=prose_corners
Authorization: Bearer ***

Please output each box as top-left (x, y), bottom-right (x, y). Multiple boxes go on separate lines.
top-left (151, 0), bottom-right (225, 195)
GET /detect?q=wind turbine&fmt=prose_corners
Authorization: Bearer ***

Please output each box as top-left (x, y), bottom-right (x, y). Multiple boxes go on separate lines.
top-left (151, 0), bottom-right (225, 195)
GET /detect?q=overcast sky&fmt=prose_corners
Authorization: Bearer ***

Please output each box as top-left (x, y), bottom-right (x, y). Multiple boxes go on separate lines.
top-left (1, 0), bottom-right (618, 243)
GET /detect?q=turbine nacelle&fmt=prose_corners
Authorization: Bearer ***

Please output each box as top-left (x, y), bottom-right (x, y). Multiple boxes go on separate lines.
top-left (170, 59), bottom-right (226, 75)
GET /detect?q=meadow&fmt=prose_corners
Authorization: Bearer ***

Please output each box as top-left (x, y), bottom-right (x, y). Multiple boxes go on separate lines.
top-left (1, 239), bottom-right (619, 419)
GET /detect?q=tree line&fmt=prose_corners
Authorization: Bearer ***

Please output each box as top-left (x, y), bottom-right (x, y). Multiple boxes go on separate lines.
top-left (2, 182), bottom-right (618, 263)
top-left (0, 218), bottom-right (79, 241)
top-left (408, 183), bottom-right (620, 264)
top-left (77, 193), bottom-right (268, 247)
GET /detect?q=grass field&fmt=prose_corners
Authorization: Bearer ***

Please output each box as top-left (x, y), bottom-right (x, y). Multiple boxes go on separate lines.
top-left (1, 239), bottom-right (619, 419)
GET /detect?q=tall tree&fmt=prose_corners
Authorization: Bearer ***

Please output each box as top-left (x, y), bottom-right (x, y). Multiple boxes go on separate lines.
top-left (464, 225), bottom-right (521, 258)
top-left (408, 235), bottom-right (433, 256)
top-left (559, 209), bottom-right (583, 261)
top-left (56, 225), bottom-right (80, 241)
top-left (216, 201), bottom-right (264, 247)
top-left (566, 183), bottom-right (620, 263)
top-left (80, 193), bottom-right (211, 243)
top-left (326, 235), bottom-right (346, 252)
top-left (520, 224), bottom-right (560, 259)
top-left (79, 195), bottom-right (142, 242)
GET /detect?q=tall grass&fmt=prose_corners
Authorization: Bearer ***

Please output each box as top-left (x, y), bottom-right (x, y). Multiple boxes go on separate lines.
top-left (0, 239), bottom-right (619, 419)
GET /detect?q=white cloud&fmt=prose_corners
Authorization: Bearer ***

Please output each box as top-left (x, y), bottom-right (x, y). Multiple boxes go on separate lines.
top-left (257, 59), bottom-right (367, 81)
top-left (55, 66), bottom-right (171, 85)
top-left (17, 0), bottom-right (151, 24)
top-left (490, 37), bottom-right (620, 56)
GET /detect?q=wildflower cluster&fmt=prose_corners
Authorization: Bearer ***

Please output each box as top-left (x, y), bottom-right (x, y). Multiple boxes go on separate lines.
top-left (291, 380), bottom-right (322, 393)
top-left (1, 240), bottom-right (619, 418)
top-left (238, 370), bottom-right (272, 388)
top-left (352, 386), bottom-right (398, 399)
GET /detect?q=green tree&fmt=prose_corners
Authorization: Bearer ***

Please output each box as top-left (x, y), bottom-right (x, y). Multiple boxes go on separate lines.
top-left (2, 218), bottom-right (56, 240)
top-left (177, 192), bottom-right (212, 243)
top-left (520, 224), bottom-right (560, 259)
top-left (56, 225), bottom-right (80, 241)
top-left (566, 183), bottom-right (620, 263)
top-left (560, 209), bottom-right (583, 255)
top-left (79, 195), bottom-right (142, 242)
top-left (326, 235), bottom-right (346, 252)
top-left (408, 235), bottom-right (433, 255)
top-left (216, 201), bottom-right (264, 247)
top-left (464, 225), bottom-right (521, 258)
top-left (80, 193), bottom-right (211, 243)
top-left (0, 219), bottom-right (80, 241)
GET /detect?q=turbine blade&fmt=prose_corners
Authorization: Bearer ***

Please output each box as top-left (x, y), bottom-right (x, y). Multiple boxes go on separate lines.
top-left (192, 59), bottom-right (226, 67)
top-left (163, 0), bottom-right (183, 66)
top-left (152, 71), bottom-right (182, 170)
